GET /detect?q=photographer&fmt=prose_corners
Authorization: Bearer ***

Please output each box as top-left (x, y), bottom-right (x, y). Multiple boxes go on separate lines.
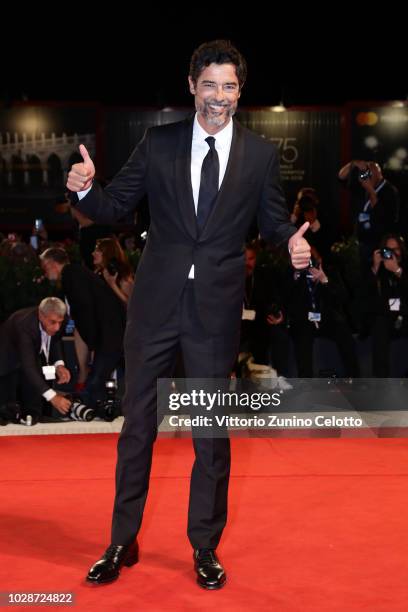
top-left (92, 237), bottom-right (134, 305)
top-left (0, 297), bottom-right (71, 424)
top-left (286, 248), bottom-right (359, 377)
top-left (362, 234), bottom-right (408, 376)
top-left (338, 160), bottom-right (400, 266)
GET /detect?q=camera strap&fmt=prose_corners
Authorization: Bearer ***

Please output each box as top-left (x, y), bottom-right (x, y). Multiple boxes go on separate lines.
top-left (359, 180), bottom-right (386, 229)
top-left (362, 180), bottom-right (386, 212)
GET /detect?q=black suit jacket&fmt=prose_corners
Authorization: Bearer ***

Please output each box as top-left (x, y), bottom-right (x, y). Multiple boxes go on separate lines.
top-left (76, 116), bottom-right (296, 334)
top-left (0, 307), bottom-right (65, 396)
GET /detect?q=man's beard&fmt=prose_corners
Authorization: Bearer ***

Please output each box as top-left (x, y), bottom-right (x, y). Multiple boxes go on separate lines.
top-left (196, 98), bottom-right (237, 127)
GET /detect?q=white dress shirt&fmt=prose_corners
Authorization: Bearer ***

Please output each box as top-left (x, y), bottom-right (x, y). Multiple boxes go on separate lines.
top-left (39, 323), bottom-right (64, 402)
top-left (188, 114), bottom-right (233, 278)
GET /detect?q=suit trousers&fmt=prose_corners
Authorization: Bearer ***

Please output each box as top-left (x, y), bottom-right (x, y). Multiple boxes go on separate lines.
top-left (111, 280), bottom-right (239, 549)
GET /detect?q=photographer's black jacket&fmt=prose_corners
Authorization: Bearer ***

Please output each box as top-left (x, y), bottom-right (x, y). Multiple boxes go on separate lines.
top-left (61, 264), bottom-right (125, 352)
top-left (0, 307), bottom-right (65, 396)
top-left (359, 265), bottom-right (408, 322)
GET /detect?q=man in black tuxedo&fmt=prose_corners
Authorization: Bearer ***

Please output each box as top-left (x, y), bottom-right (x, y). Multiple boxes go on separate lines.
top-left (67, 40), bottom-right (311, 589)
top-left (0, 297), bottom-right (72, 423)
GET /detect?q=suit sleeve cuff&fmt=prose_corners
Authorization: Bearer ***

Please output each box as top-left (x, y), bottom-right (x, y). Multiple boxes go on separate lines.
top-left (78, 185), bottom-right (92, 200)
top-left (43, 389), bottom-right (56, 402)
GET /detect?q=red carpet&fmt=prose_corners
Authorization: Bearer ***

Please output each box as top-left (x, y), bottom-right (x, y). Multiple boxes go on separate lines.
top-left (1, 435), bottom-right (408, 611)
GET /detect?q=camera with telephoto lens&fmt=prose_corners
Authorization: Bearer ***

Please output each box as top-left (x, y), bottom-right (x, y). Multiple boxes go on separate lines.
top-left (69, 399), bottom-right (95, 421)
top-left (380, 247), bottom-right (393, 260)
top-left (96, 379), bottom-right (119, 422)
top-left (359, 167), bottom-right (372, 181)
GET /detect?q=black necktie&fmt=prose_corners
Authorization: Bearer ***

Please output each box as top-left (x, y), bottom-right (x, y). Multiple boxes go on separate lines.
top-left (197, 136), bottom-right (219, 234)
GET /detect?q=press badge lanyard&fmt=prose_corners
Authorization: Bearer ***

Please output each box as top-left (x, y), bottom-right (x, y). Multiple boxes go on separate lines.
top-left (387, 276), bottom-right (401, 312)
top-left (242, 275), bottom-right (256, 321)
top-left (305, 276), bottom-right (317, 308)
top-left (359, 180), bottom-right (386, 229)
top-left (306, 276), bottom-right (320, 328)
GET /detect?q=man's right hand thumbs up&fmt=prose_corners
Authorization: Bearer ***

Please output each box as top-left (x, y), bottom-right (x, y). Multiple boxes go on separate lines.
top-left (66, 144), bottom-right (95, 192)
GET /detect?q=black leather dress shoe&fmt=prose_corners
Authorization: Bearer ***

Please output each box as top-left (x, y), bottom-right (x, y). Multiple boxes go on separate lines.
top-left (193, 549), bottom-right (226, 590)
top-left (86, 542), bottom-right (138, 585)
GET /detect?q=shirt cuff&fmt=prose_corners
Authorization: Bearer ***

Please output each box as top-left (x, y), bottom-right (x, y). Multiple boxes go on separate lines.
top-left (54, 360), bottom-right (65, 367)
top-left (78, 185), bottom-right (92, 200)
top-left (43, 389), bottom-right (57, 402)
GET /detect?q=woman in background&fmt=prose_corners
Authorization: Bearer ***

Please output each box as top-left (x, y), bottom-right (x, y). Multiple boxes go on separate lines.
top-left (92, 238), bottom-right (134, 305)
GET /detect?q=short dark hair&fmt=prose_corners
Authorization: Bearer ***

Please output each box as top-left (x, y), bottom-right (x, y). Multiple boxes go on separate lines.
top-left (40, 247), bottom-right (69, 265)
top-left (189, 39), bottom-right (247, 89)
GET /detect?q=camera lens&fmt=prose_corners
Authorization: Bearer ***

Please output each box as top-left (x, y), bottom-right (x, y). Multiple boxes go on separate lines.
top-left (359, 168), bottom-right (372, 181)
top-left (381, 248), bottom-right (393, 259)
top-left (70, 401), bottom-right (95, 421)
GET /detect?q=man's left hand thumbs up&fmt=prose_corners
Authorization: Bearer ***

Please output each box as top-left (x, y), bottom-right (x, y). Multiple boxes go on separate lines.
top-left (288, 222), bottom-right (311, 269)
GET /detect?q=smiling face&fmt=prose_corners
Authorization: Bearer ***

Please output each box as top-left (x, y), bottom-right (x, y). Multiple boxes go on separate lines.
top-left (188, 63), bottom-right (241, 134)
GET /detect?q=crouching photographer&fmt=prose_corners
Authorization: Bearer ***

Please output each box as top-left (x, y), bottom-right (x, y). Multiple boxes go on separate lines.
top-left (0, 298), bottom-right (72, 425)
top-left (363, 234), bottom-right (408, 376)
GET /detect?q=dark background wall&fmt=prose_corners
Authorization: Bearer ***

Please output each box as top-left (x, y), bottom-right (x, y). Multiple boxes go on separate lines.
top-left (1, 10), bottom-right (407, 232)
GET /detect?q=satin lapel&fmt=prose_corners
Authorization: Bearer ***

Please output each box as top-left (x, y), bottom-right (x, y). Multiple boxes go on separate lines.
top-left (175, 116), bottom-right (197, 240)
top-left (199, 119), bottom-right (245, 241)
